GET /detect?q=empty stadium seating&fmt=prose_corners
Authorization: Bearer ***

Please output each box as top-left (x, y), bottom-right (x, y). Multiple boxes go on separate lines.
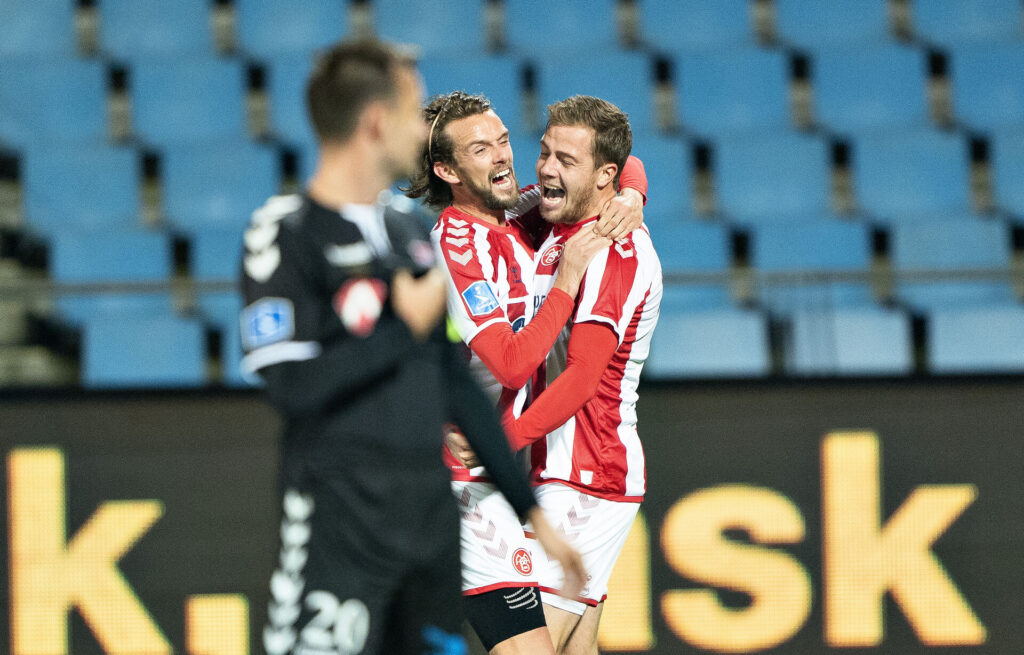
top-left (991, 128), bottom-right (1024, 216)
top-left (674, 48), bottom-right (791, 137)
top-left (419, 54), bottom-right (524, 131)
top-left (649, 218), bottom-right (731, 275)
top-left (950, 43), bottom-right (1024, 130)
top-left (629, 135), bottom-right (695, 217)
top-left (0, 0), bottom-right (77, 57)
top-left (82, 315), bottom-right (206, 388)
top-left (774, 0), bottom-right (893, 50)
top-left (851, 128), bottom-right (971, 220)
top-left (645, 304), bottom-right (771, 378)
top-left (21, 144), bottom-right (141, 236)
top-left (162, 142), bottom-right (280, 233)
top-left (49, 228), bottom-right (174, 325)
top-left (374, 0), bottom-right (486, 56)
top-left (811, 44), bottom-right (931, 134)
top-left (786, 306), bottom-right (913, 375)
top-left (535, 51), bottom-right (657, 132)
top-left (196, 290), bottom-right (250, 387)
top-left (714, 131), bottom-right (831, 223)
top-left (234, 0), bottom-right (347, 59)
top-left (505, 0), bottom-right (620, 54)
top-left (99, 0), bottom-right (216, 61)
top-left (131, 58), bottom-right (249, 146)
top-left (913, 0), bottom-right (1024, 46)
top-left (641, 0), bottom-right (754, 53)
top-left (928, 304), bottom-right (1024, 373)
top-left (0, 58), bottom-right (109, 147)
top-left (890, 216), bottom-right (1015, 310)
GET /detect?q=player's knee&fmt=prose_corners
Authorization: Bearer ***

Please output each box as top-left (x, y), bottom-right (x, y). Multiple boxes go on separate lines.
top-left (463, 586), bottom-right (547, 653)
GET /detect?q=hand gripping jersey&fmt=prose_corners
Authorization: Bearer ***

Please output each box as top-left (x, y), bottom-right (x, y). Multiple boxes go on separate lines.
top-left (527, 217), bottom-right (662, 502)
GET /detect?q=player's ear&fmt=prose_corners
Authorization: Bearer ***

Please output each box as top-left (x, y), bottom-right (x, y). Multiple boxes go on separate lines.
top-left (361, 100), bottom-right (389, 141)
top-left (595, 162), bottom-right (619, 190)
top-left (433, 161), bottom-right (461, 185)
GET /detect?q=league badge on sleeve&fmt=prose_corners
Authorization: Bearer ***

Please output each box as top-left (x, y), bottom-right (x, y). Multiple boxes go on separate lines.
top-left (241, 298), bottom-right (295, 350)
top-left (461, 280), bottom-right (500, 316)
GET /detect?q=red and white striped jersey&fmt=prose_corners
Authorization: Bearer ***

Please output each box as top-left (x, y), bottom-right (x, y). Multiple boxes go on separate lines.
top-left (431, 202), bottom-right (542, 480)
top-left (529, 217), bottom-right (662, 501)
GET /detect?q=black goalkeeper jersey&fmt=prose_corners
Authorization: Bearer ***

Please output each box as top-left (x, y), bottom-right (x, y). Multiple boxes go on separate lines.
top-left (240, 192), bottom-right (535, 562)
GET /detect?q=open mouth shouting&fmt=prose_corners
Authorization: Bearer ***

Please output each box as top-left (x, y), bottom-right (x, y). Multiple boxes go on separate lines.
top-left (491, 168), bottom-right (514, 191)
top-left (540, 184), bottom-right (566, 212)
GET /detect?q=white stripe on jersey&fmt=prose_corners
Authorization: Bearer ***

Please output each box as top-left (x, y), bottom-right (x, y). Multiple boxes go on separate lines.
top-left (241, 340), bottom-right (322, 374)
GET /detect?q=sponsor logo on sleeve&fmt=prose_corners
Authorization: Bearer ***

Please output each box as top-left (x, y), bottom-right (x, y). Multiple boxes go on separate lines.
top-left (461, 280), bottom-right (500, 316)
top-left (241, 298), bottom-right (295, 349)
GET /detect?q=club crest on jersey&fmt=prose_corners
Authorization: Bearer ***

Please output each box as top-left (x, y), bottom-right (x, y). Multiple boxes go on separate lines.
top-left (241, 298), bottom-right (295, 349)
top-left (512, 548), bottom-right (533, 576)
top-left (540, 243), bottom-right (564, 266)
top-left (333, 278), bottom-right (387, 338)
top-left (461, 281), bottom-right (499, 316)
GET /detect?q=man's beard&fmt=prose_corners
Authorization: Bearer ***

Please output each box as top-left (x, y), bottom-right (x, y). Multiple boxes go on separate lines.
top-left (462, 168), bottom-right (520, 211)
top-left (542, 183), bottom-right (595, 224)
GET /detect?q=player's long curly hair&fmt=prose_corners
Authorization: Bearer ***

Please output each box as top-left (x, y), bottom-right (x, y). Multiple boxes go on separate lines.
top-left (403, 91), bottom-right (492, 209)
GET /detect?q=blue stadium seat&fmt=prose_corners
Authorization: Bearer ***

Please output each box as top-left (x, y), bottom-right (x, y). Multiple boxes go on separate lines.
top-left (752, 218), bottom-right (875, 309)
top-left (0, 58), bottom-right (108, 147)
top-left (787, 306), bottom-right (912, 375)
top-left (645, 305), bottom-right (770, 378)
top-left (714, 132), bottom-right (831, 223)
top-left (191, 228), bottom-right (243, 281)
top-left (811, 44), bottom-right (930, 134)
top-left (131, 58), bottom-right (248, 146)
top-left (675, 48), bottom-right (791, 137)
top-left (22, 144), bottom-right (140, 236)
top-left (235, 0), bottom-right (347, 59)
top-left (641, 0), bottom-right (754, 53)
top-left (197, 290), bottom-right (251, 387)
top-left (928, 304), bottom-right (1024, 373)
top-left (775, 0), bottom-right (893, 50)
top-left (49, 228), bottom-right (174, 325)
top-left (82, 315), bottom-right (206, 388)
top-left (891, 217), bottom-right (1014, 310)
top-left (991, 128), bottom-right (1024, 216)
top-left (630, 135), bottom-right (694, 218)
top-left (536, 52), bottom-right (656, 132)
top-left (98, 0), bottom-right (214, 61)
top-left (162, 142), bottom-right (280, 234)
top-left (419, 55), bottom-right (524, 132)
top-left (650, 218), bottom-right (730, 274)
top-left (505, 0), bottom-right (619, 54)
top-left (950, 43), bottom-right (1024, 130)
top-left (852, 128), bottom-right (970, 220)
top-left (0, 1), bottom-right (77, 57)
top-left (266, 53), bottom-right (318, 147)
top-left (374, 0), bottom-right (485, 56)
top-left (913, 0), bottom-right (1024, 46)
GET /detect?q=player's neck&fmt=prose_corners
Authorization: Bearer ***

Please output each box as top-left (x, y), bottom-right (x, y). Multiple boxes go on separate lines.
top-left (450, 193), bottom-right (505, 226)
top-left (308, 141), bottom-right (389, 207)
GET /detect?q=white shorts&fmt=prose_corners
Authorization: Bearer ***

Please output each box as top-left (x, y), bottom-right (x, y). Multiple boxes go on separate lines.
top-left (453, 480), bottom-right (540, 594)
top-left (532, 483), bottom-right (640, 615)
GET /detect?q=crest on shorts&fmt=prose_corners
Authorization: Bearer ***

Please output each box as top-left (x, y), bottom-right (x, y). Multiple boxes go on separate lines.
top-left (512, 548), bottom-right (533, 576)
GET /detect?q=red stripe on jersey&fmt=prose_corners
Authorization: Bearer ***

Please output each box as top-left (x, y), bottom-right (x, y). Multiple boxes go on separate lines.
top-left (532, 478), bottom-right (644, 503)
top-left (537, 586), bottom-right (605, 607)
top-left (584, 237), bottom-right (640, 326)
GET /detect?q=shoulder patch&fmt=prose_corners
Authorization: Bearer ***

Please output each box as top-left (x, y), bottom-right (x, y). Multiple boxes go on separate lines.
top-left (241, 298), bottom-right (295, 349)
top-left (461, 280), bottom-right (500, 316)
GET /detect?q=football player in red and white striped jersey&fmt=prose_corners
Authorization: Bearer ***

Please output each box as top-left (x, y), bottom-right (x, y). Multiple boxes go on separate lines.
top-left (502, 96), bottom-right (662, 655)
top-left (406, 91), bottom-right (647, 655)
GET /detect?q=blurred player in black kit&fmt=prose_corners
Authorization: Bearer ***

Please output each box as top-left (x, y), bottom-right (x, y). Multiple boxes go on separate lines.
top-left (239, 39), bottom-right (584, 655)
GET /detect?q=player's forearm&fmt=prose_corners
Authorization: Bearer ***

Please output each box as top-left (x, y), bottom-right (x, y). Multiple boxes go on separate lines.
top-left (619, 155), bottom-right (648, 202)
top-left (469, 288), bottom-right (574, 389)
top-left (444, 340), bottom-right (538, 519)
top-left (260, 319), bottom-right (418, 417)
top-left (506, 322), bottom-right (618, 450)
